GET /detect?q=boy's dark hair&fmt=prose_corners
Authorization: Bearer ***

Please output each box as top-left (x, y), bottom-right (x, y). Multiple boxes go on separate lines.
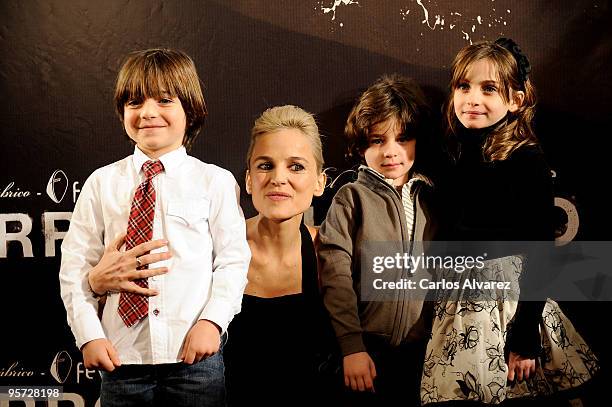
top-left (345, 74), bottom-right (430, 161)
top-left (114, 48), bottom-right (207, 150)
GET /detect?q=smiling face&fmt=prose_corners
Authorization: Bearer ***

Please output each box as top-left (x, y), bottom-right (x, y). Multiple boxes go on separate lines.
top-left (246, 129), bottom-right (325, 222)
top-left (362, 116), bottom-right (416, 186)
top-left (123, 95), bottom-right (187, 158)
top-left (453, 58), bottom-right (521, 129)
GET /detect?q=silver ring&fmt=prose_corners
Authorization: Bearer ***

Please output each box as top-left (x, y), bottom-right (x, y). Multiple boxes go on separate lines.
top-left (136, 257), bottom-right (142, 267)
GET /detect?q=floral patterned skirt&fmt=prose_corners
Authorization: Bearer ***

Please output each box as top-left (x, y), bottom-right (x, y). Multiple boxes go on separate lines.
top-left (420, 256), bottom-right (599, 405)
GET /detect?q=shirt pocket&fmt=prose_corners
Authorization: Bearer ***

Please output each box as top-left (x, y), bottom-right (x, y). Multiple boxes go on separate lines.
top-left (167, 198), bottom-right (210, 226)
top-left (165, 198), bottom-right (213, 266)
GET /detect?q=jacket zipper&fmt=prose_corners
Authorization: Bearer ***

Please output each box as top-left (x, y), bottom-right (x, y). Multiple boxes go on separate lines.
top-left (361, 168), bottom-right (420, 345)
top-left (361, 167), bottom-right (418, 255)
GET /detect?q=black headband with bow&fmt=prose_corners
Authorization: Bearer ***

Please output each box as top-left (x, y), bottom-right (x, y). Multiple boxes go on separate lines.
top-left (494, 37), bottom-right (531, 90)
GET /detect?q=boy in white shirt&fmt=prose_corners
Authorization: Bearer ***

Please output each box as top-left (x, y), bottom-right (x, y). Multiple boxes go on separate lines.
top-left (59, 48), bottom-right (250, 406)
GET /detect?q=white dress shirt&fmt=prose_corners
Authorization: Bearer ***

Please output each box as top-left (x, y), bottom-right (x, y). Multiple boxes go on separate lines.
top-left (60, 146), bottom-right (250, 364)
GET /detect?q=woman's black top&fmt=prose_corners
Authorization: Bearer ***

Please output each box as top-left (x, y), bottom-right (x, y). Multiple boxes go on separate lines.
top-left (224, 222), bottom-right (336, 406)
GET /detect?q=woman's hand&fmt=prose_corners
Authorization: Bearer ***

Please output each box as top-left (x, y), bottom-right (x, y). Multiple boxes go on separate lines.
top-left (88, 233), bottom-right (171, 296)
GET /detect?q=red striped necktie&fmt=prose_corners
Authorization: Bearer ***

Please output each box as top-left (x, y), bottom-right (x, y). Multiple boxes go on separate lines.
top-left (118, 160), bottom-right (164, 327)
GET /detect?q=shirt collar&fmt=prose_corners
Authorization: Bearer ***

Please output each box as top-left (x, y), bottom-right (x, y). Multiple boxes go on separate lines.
top-left (359, 164), bottom-right (401, 187)
top-left (359, 164), bottom-right (429, 193)
top-left (132, 146), bottom-right (187, 176)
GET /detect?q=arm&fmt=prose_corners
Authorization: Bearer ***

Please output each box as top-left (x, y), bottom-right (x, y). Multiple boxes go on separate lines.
top-left (510, 146), bottom-right (554, 242)
top-left (505, 147), bottom-right (554, 377)
top-left (59, 173), bottom-right (108, 348)
top-left (59, 173), bottom-right (122, 371)
top-left (317, 192), bottom-right (363, 354)
top-left (181, 170), bottom-right (250, 362)
top-left (200, 170), bottom-right (250, 330)
top-left (317, 190), bottom-right (375, 391)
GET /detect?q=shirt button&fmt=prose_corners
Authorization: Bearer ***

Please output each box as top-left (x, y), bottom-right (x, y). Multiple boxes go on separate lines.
top-left (153, 309), bottom-right (160, 316)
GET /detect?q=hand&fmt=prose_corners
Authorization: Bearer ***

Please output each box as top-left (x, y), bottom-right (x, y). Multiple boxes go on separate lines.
top-left (82, 338), bottom-right (121, 372)
top-left (507, 351), bottom-right (536, 382)
top-left (88, 233), bottom-right (171, 296)
top-left (343, 352), bottom-right (377, 392)
top-left (180, 320), bottom-right (222, 364)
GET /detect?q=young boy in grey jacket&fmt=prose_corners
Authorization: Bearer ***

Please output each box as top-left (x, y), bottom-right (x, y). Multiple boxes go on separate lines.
top-left (317, 74), bottom-right (439, 406)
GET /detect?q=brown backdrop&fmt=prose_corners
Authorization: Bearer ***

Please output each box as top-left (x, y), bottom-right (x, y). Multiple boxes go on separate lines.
top-left (1, 1), bottom-right (610, 405)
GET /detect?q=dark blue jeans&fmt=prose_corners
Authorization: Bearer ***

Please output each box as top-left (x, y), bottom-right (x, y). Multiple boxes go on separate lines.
top-left (100, 336), bottom-right (226, 407)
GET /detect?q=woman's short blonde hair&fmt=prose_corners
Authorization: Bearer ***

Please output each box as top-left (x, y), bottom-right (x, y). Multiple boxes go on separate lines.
top-left (246, 105), bottom-right (324, 173)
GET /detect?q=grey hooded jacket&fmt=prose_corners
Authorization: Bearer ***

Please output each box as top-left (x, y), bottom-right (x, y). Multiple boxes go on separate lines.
top-left (317, 166), bottom-right (438, 356)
